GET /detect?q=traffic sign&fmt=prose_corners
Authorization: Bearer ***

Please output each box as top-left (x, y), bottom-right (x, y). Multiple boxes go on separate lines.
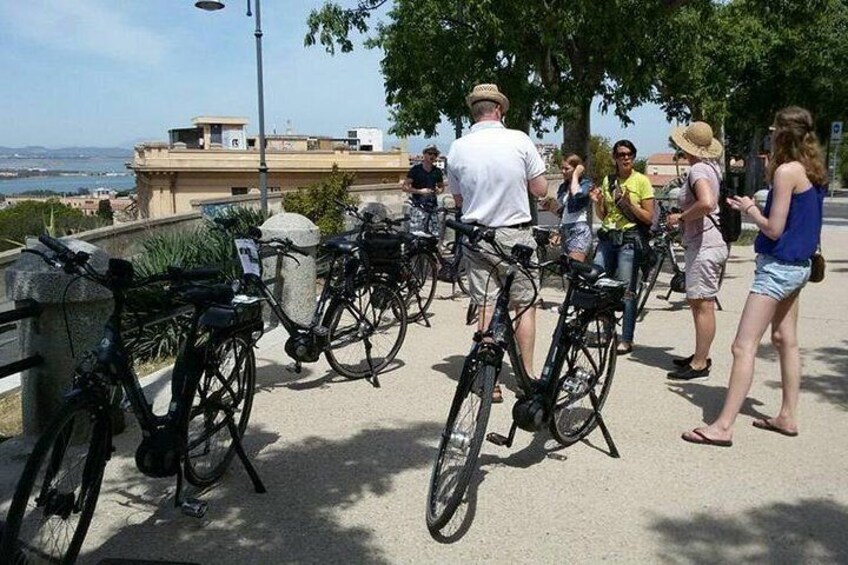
top-left (832, 121), bottom-right (843, 143)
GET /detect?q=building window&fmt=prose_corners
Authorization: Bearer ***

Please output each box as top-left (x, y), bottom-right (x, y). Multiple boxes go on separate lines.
top-left (269, 187), bottom-right (281, 193)
top-left (231, 187), bottom-right (248, 196)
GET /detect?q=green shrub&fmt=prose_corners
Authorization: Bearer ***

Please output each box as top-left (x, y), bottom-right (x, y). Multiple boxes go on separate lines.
top-left (283, 165), bottom-right (359, 237)
top-left (126, 206), bottom-right (269, 364)
top-left (0, 200), bottom-right (104, 251)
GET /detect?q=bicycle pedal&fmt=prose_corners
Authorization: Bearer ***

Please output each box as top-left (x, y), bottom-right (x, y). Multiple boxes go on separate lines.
top-left (486, 432), bottom-right (510, 447)
top-left (180, 498), bottom-right (208, 518)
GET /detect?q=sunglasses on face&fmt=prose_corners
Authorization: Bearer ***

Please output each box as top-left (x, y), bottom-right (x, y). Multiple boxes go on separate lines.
top-left (425, 152), bottom-right (438, 157)
top-left (615, 152), bottom-right (633, 159)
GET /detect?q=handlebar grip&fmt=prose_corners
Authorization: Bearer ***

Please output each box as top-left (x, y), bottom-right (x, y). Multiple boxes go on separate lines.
top-left (38, 234), bottom-right (70, 255)
top-left (247, 226), bottom-right (263, 240)
top-left (445, 218), bottom-right (477, 238)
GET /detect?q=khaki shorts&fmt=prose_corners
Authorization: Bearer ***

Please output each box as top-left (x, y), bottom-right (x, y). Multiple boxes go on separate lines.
top-left (464, 227), bottom-right (537, 308)
top-left (684, 244), bottom-right (729, 299)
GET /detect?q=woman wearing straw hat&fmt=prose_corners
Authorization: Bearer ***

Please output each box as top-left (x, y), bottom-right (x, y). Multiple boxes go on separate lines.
top-left (665, 121), bottom-right (729, 381)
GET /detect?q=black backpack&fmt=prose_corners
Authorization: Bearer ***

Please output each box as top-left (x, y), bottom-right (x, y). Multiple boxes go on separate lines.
top-left (688, 166), bottom-right (741, 244)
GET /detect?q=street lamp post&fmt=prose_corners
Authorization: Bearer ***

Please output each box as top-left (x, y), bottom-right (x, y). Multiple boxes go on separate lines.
top-left (196, 0), bottom-right (269, 215)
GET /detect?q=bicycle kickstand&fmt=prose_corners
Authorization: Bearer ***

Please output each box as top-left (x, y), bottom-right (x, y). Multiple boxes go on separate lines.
top-left (417, 295), bottom-right (431, 328)
top-left (174, 466), bottom-right (209, 518)
top-left (588, 389), bottom-right (620, 458)
top-left (223, 412), bottom-right (267, 493)
top-left (363, 339), bottom-right (381, 388)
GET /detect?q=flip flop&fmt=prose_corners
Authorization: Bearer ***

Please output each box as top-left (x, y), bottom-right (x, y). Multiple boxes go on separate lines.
top-left (752, 419), bottom-right (798, 437)
top-left (681, 428), bottom-right (733, 447)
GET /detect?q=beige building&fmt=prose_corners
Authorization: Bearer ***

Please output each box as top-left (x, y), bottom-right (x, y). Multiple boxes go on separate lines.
top-left (645, 152), bottom-right (691, 188)
top-left (131, 116), bottom-right (409, 218)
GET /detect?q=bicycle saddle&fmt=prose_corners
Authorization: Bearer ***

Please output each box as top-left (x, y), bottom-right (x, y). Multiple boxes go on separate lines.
top-left (178, 284), bottom-right (235, 306)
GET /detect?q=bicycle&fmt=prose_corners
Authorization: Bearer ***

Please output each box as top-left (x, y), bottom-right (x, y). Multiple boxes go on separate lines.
top-left (0, 235), bottom-right (266, 564)
top-left (636, 201), bottom-right (724, 319)
top-left (339, 201), bottom-right (438, 326)
top-left (214, 217), bottom-right (408, 388)
top-left (407, 200), bottom-right (477, 325)
top-left (426, 220), bottom-right (625, 534)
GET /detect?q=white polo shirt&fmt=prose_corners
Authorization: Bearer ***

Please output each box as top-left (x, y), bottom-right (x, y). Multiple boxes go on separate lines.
top-left (446, 121), bottom-right (546, 227)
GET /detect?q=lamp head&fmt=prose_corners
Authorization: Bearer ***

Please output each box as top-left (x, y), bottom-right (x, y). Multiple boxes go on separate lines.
top-left (195, 1), bottom-right (225, 10)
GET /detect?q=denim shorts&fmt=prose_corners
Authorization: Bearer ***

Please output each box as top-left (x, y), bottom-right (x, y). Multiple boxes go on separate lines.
top-left (560, 222), bottom-right (593, 255)
top-left (750, 254), bottom-right (810, 301)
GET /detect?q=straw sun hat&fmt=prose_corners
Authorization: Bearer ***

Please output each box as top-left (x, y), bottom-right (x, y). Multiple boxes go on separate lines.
top-left (466, 83), bottom-right (510, 114)
top-left (670, 121), bottom-right (723, 159)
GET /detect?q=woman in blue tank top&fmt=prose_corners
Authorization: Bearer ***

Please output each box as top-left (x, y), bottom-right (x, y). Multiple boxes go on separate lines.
top-left (683, 106), bottom-right (826, 447)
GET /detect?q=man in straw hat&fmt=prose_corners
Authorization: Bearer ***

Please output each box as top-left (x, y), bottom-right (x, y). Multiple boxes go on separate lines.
top-left (446, 83), bottom-right (548, 402)
top-left (665, 121), bottom-right (729, 382)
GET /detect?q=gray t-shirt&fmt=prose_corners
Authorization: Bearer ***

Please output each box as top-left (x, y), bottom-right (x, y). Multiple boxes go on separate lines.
top-left (677, 161), bottom-right (725, 249)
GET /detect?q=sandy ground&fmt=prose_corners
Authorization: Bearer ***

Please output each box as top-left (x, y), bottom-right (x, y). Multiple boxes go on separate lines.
top-left (1, 228), bottom-right (846, 564)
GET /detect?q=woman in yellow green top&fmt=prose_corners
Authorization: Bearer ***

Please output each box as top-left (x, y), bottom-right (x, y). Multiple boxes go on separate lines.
top-left (589, 139), bottom-right (655, 354)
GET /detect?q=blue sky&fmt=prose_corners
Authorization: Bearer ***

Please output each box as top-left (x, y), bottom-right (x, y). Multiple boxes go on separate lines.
top-left (0, 0), bottom-right (677, 156)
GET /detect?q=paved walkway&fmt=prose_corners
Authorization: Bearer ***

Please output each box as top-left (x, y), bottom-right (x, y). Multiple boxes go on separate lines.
top-left (1, 229), bottom-right (847, 563)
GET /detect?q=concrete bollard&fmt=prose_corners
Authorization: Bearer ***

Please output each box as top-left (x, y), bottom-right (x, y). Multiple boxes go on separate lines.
top-left (259, 213), bottom-right (321, 326)
top-left (6, 239), bottom-right (120, 436)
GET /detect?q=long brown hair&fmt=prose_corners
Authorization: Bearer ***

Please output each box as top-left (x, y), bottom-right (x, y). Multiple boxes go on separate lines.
top-left (767, 106), bottom-right (826, 186)
top-left (564, 153), bottom-right (583, 168)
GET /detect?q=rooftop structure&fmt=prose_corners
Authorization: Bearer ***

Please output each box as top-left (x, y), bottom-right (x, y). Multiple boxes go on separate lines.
top-left (131, 117), bottom-right (408, 218)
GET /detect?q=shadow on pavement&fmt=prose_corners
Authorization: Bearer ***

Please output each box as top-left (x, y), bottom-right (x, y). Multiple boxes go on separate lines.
top-left (666, 382), bottom-right (770, 422)
top-left (83, 421), bottom-right (441, 564)
top-left (650, 498), bottom-right (848, 563)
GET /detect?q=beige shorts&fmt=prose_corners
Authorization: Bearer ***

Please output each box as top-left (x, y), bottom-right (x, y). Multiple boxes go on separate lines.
top-left (684, 244), bottom-right (729, 299)
top-left (464, 227), bottom-right (538, 308)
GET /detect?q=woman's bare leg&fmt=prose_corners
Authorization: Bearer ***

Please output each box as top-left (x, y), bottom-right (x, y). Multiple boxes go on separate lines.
top-left (688, 298), bottom-right (716, 370)
top-left (685, 292), bottom-right (778, 442)
top-left (766, 291), bottom-right (802, 433)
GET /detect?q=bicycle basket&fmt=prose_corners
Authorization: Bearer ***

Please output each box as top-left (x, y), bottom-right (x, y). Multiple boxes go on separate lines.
top-left (570, 277), bottom-right (626, 312)
top-left (361, 233), bottom-right (404, 276)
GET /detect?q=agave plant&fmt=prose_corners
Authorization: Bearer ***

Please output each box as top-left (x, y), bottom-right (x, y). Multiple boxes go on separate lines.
top-left (125, 206), bottom-right (270, 365)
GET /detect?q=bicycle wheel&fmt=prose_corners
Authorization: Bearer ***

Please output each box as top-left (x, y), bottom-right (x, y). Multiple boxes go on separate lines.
top-left (0, 397), bottom-right (109, 564)
top-left (636, 251), bottom-right (665, 319)
top-left (184, 333), bottom-right (256, 487)
top-left (404, 251), bottom-right (437, 322)
top-left (426, 358), bottom-right (495, 533)
top-left (549, 312), bottom-right (617, 446)
top-left (325, 281), bottom-right (408, 379)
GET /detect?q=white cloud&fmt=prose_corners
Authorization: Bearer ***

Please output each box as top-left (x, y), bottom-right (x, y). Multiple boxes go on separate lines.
top-left (0, 0), bottom-right (170, 65)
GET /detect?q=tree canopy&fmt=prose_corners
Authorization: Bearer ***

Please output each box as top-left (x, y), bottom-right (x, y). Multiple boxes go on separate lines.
top-left (305, 0), bottom-right (848, 186)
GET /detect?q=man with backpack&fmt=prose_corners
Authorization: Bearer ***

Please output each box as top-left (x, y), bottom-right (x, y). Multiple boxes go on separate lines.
top-left (665, 122), bottom-right (731, 381)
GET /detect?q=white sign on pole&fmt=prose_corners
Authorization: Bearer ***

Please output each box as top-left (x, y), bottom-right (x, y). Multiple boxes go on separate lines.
top-left (831, 121), bottom-right (843, 143)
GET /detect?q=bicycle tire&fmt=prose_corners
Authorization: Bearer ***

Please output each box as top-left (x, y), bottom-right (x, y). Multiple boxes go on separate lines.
top-left (183, 333), bottom-right (256, 487)
top-left (636, 251), bottom-right (666, 319)
top-left (404, 251), bottom-right (438, 322)
top-left (426, 359), bottom-right (495, 533)
top-left (549, 312), bottom-right (618, 446)
top-left (0, 396), bottom-right (109, 564)
top-left (325, 281), bottom-right (408, 379)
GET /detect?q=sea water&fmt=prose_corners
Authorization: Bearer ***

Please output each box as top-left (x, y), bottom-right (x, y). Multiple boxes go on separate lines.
top-left (0, 157), bottom-right (135, 195)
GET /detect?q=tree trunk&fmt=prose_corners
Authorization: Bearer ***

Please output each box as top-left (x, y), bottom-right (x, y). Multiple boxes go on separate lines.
top-left (452, 116), bottom-right (463, 140)
top-left (562, 98), bottom-right (592, 168)
top-left (745, 128), bottom-right (763, 196)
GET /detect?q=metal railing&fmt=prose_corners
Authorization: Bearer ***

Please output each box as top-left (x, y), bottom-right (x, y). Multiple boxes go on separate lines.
top-left (0, 299), bottom-right (43, 380)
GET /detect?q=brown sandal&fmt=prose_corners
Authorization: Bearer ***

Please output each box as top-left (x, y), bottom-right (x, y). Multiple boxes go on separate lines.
top-left (492, 384), bottom-right (503, 404)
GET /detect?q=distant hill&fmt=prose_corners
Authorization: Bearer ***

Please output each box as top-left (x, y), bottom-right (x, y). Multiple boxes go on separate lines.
top-left (0, 146), bottom-right (132, 159)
